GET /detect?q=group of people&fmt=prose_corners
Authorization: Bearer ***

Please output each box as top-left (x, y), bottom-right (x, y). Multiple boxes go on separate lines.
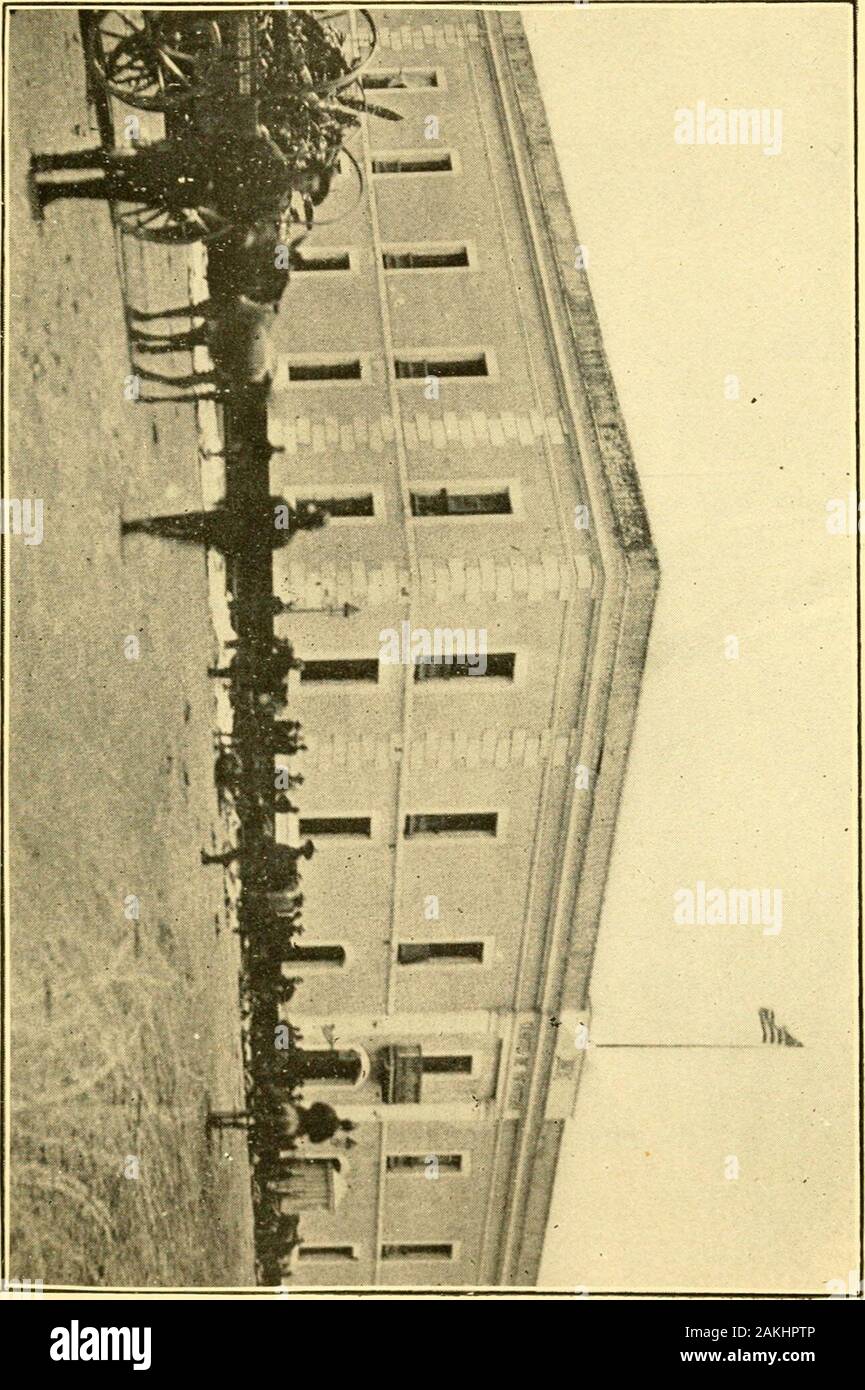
top-left (29, 121), bottom-right (334, 228)
top-left (209, 1096), bottom-right (354, 1147)
top-left (30, 121), bottom-right (331, 400)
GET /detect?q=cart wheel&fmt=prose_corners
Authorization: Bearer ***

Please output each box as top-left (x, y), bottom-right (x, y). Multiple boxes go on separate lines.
top-left (117, 201), bottom-right (232, 245)
top-left (92, 10), bottom-right (221, 111)
top-left (301, 147), bottom-right (365, 229)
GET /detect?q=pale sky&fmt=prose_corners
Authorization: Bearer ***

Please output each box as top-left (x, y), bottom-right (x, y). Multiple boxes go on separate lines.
top-left (522, 1), bottom-right (858, 1294)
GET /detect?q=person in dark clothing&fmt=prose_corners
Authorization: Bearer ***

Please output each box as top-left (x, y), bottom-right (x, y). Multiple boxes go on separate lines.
top-left (252, 684), bottom-right (291, 717)
top-left (201, 839), bottom-right (315, 870)
top-left (218, 667), bottom-right (296, 704)
top-left (269, 1213), bottom-right (299, 1246)
top-left (29, 130), bottom-right (297, 224)
top-left (121, 497), bottom-right (326, 555)
top-left (275, 975), bottom-right (301, 1005)
top-left (208, 639), bottom-right (303, 685)
top-left (273, 890), bottom-right (304, 917)
top-left (213, 757), bottom-right (298, 816)
top-left (272, 722), bottom-right (307, 756)
top-left (213, 745), bottom-right (243, 806)
top-left (207, 1109), bottom-right (253, 1132)
top-left (29, 140), bottom-right (215, 218)
top-left (207, 1101), bottom-right (353, 1145)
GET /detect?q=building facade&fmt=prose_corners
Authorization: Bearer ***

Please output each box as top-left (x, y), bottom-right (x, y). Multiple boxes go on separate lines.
top-left (267, 7), bottom-right (658, 1286)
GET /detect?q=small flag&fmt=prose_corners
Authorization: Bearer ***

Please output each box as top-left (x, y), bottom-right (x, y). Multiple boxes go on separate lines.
top-left (759, 1007), bottom-right (803, 1047)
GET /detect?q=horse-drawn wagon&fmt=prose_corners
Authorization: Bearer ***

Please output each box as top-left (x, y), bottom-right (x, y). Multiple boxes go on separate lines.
top-left (85, 7), bottom-right (381, 244)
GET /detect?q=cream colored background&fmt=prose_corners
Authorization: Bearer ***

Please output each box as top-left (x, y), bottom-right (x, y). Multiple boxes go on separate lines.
top-left (522, 1), bottom-right (858, 1293)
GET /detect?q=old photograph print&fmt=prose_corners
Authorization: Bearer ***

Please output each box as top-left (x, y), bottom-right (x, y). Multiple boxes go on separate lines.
top-left (3, 1), bottom-right (858, 1295)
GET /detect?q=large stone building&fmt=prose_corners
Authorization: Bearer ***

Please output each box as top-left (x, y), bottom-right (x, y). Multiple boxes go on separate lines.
top-left (267, 7), bottom-right (657, 1286)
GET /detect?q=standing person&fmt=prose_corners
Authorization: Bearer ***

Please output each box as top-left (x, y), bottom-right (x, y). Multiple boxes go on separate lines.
top-left (272, 722), bottom-right (307, 756)
top-left (28, 139), bottom-right (213, 220)
top-left (200, 840), bottom-right (315, 871)
top-left (208, 653), bottom-right (302, 702)
top-left (121, 497), bottom-right (326, 556)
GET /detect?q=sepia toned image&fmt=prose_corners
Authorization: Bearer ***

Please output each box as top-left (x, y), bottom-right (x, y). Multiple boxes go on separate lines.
top-left (2, 0), bottom-right (858, 1303)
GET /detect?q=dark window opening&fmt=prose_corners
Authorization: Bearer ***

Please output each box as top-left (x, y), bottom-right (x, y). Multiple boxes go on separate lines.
top-left (383, 246), bottom-right (469, 270)
top-left (297, 1245), bottom-right (356, 1261)
top-left (300, 817), bottom-right (372, 837)
top-left (421, 1055), bottom-right (472, 1075)
top-left (404, 812), bottom-right (498, 837)
top-left (300, 659), bottom-right (379, 683)
top-left (283, 945), bottom-right (347, 966)
top-left (363, 70), bottom-right (439, 89)
top-left (395, 354), bottom-right (488, 380)
top-left (372, 153), bottom-right (453, 174)
top-left (381, 1243), bottom-right (454, 1260)
top-left (414, 652), bottom-right (515, 681)
top-left (293, 250), bottom-right (352, 272)
top-left (386, 1154), bottom-right (463, 1173)
top-left (296, 493), bottom-right (374, 519)
top-left (397, 942), bottom-right (484, 965)
top-left (292, 1049), bottom-right (362, 1084)
top-left (410, 488), bottom-right (510, 516)
top-left (287, 359), bottom-right (363, 381)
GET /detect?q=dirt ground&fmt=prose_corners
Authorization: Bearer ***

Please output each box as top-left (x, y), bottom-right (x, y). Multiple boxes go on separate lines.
top-left (6, 11), bottom-right (255, 1286)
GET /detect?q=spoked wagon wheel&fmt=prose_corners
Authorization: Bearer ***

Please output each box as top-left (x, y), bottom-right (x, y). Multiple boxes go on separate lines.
top-left (299, 147), bottom-right (365, 231)
top-left (116, 200), bottom-right (232, 245)
top-left (91, 10), bottom-right (222, 111)
top-left (305, 8), bottom-right (379, 94)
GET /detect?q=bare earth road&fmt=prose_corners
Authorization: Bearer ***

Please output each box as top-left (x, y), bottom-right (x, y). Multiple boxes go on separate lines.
top-left (7, 11), bottom-right (255, 1286)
